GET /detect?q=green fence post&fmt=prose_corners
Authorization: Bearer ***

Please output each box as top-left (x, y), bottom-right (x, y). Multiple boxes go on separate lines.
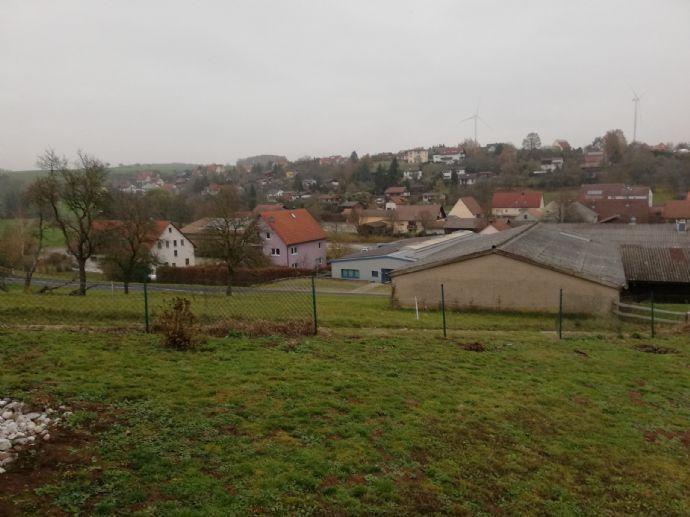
top-left (144, 280), bottom-right (150, 333)
top-left (311, 274), bottom-right (318, 335)
top-left (441, 283), bottom-right (447, 338)
top-left (558, 288), bottom-right (563, 340)
top-left (650, 291), bottom-right (655, 338)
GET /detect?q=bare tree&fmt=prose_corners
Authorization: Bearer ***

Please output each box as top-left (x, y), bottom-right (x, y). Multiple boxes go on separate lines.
top-left (33, 150), bottom-right (109, 295)
top-left (201, 186), bottom-right (267, 295)
top-left (522, 132), bottom-right (542, 153)
top-left (97, 193), bottom-right (157, 294)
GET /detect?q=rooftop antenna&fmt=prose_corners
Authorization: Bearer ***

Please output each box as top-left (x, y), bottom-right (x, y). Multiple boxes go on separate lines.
top-left (631, 89), bottom-right (645, 143)
top-left (460, 102), bottom-right (491, 145)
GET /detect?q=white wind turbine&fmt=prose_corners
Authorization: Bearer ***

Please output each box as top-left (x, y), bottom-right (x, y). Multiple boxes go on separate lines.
top-left (460, 104), bottom-right (491, 145)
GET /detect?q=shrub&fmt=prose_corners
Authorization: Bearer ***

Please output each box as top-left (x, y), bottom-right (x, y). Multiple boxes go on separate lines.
top-left (155, 297), bottom-right (201, 350)
top-left (155, 265), bottom-right (323, 286)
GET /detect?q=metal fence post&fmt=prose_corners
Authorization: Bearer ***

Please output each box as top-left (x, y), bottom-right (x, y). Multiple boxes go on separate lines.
top-left (441, 283), bottom-right (447, 338)
top-left (144, 280), bottom-right (150, 333)
top-left (558, 288), bottom-right (563, 340)
top-left (650, 291), bottom-right (655, 338)
top-left (311, 274), bottom-right (318, 335)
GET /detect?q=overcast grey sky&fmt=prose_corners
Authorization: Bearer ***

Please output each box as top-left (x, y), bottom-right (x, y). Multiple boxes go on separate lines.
top-left (1, 0), bottom-right (689, 170)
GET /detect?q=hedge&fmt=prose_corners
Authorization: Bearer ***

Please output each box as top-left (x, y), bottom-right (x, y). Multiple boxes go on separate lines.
top-left (155, 265), bottom-right (320, 286)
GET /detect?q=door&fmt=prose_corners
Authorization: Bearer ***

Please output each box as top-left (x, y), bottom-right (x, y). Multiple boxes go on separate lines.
top-left (381, 269), bottom-right (394, 283)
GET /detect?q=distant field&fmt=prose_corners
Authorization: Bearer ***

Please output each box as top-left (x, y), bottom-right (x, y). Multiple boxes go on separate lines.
top-left (0, 219), bottom-right (65, 247)
top-left (2, 163), bottom-right (200, 184)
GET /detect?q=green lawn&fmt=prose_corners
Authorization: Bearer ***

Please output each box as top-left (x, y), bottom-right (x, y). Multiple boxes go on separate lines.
top-left (0, 286), bottom-right (644, 334)
top-left (0, 219), bottom-right (66, 248)
top-left (1, 329), bottom-right (688, 514)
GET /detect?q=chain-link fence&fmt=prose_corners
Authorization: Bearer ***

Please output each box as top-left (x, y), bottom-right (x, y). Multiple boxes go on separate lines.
top-left (0, 275), bottom-right (317, 334)
top-left (2, 276), bottom-right (688, 337)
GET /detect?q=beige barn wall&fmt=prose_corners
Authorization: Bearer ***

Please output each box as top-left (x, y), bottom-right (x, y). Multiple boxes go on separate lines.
top-left (392, 253), bottom-right (620, 315)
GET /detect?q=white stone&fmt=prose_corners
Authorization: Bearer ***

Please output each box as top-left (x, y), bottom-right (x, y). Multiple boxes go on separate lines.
top-left (0, 439), bottom-right (11, 451)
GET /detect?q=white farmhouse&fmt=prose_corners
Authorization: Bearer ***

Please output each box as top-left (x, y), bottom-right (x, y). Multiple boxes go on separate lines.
top-left (152, 221), bottom-right (197, 267)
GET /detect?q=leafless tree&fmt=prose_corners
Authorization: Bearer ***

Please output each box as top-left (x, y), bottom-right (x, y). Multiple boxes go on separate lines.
top-left (32, 150), bottom-right (109, 295)
top-left (201, 186), bottom-right (266, 295)
top-left (98, 193), bottom-right (157, 294)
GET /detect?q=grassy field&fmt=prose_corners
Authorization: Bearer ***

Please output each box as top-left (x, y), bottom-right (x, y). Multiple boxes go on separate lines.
top-left (1, 328), bottom-right (688, 514)
top-left (0, 285), bottom-right (644, 334)
top-left (0, 219), bottom-right (66, 248)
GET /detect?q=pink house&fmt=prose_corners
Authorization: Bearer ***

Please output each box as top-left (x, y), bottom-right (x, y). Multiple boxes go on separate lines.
top-left (259, 209), bottom-right (327, 269)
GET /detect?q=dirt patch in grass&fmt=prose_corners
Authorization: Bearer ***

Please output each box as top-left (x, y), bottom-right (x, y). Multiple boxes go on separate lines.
top-left (634, 343), bottom-right (678, 354)
top-left (458, 342), bottom-right (486, 352)
top-left (644, 428), bottom-right (690, 448)
top-left (628, 391), bottom-right (645, 406)
top-left (0, 401), bottom-right (115, 516)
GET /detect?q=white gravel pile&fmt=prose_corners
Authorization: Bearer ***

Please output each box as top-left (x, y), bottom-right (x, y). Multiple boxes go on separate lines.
top-left (0, 398), bottom-right (71, 474)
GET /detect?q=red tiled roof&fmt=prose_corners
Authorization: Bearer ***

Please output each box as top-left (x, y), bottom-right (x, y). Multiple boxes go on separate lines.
top-left (662, 200), bottom-right (690, 219)
top-left (460, 196), bottom-right (484, 216)
top-left (92, 219), bottom-right (171, 249)
top-left (492, 191), bottom-right (543, 209)
top-left (259, 209), bottom-right (326, 246)
top-left (384, 186), bottom-right (407, 195)
top-left (581, 199), bottom-right (651, 223)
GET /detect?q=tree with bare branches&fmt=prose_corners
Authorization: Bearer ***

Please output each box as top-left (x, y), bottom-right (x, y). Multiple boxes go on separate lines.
top-left (200, 186), bottom-right (267, 295)
top-left (97, 192), bottom-right (157, 294)
top-left (32, 150), bottom-right (109, 295)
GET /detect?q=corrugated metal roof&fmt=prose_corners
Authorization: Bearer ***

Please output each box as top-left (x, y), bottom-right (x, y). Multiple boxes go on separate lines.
top-left (393, 223), bottom-right (627, 288)
top-left (620, 245), bottom-right (690, 283)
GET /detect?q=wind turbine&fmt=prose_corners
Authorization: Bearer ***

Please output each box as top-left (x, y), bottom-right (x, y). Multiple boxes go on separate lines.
top-left (631, 89), bottom-right (644, 143)
top-left (460, 104), bottom-right (491, 145)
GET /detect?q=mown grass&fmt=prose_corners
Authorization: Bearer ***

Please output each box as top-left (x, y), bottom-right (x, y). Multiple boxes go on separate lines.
top-left (0, 329), bottom-right (688, 514)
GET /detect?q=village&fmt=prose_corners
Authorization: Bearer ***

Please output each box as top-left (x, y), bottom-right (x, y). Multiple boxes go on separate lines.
top-left (2, 1), bottom-right (690, 514)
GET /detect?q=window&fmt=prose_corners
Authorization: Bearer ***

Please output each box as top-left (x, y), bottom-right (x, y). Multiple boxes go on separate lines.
top-left (341, 269), bottom-right (360, 279)
top-left (291, 263), bottom-right (298, 268)
top-left (173, 240), bottom-right (177, 247)
top-left (181, 239), bottom-right (185, 246)
top-left (316, 257), bottom-right (323, 265)
top-left (185, 258), bottom-right (190, 265)
top-left (318, 242), bottom-right (322, 248)
top-left (174, 250), bottom-right (178, 257)
top-left (372, 270), bottom-right (379, 278)
top-left (271, 248), bottom-right (281, 256)
top-left (165, 241), bottom-right (169, 248)
top-left (168, 227), bottom-right (172, 233)
top-left (157, 241), bottom-right (162, 249)
top-left (266, 232), bottom-right (271, 239)
top-left (290, 246), bottom-right (298, 255)
top-left (172, 263), bottom-right (176, 267)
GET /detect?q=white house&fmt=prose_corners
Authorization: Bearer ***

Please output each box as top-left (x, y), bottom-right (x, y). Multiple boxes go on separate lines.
top-left (93, 220), bottom-right (196, 271)
top-left (152, 221), bottom-right (197, 268)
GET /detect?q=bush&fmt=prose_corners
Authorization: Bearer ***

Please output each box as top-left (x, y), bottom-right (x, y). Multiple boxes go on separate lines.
top-left (155, 265), bottom-right (322, 286)
top-left (155, 297), bottom-right (201, 350)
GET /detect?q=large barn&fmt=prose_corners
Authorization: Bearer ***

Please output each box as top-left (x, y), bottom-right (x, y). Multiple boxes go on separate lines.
top-left (390, 223), bottom-right (690, 315)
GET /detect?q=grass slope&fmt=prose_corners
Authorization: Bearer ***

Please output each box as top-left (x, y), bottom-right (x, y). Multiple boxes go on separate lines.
top-left (0, 329), bottom-right (688, 514)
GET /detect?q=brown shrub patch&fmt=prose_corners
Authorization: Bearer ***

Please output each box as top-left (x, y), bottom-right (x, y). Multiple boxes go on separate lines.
top-left (644, 428), bottom-right (690, 448)
top-left (634, 343), bottom-right (678, 354)
top-left (458, 342), bottom-right (485, 352)
top-left (204, 318), bottom-right (314, 337)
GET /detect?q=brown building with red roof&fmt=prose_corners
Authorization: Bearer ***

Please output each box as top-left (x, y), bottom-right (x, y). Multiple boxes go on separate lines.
top-left (491, 191), bottom-right (544, 219)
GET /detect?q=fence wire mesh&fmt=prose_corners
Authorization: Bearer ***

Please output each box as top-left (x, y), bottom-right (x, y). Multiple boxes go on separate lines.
top-left (2, 276), bottom-right (688, 337)
top-left (0, 275), bottom-right (316, 334)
